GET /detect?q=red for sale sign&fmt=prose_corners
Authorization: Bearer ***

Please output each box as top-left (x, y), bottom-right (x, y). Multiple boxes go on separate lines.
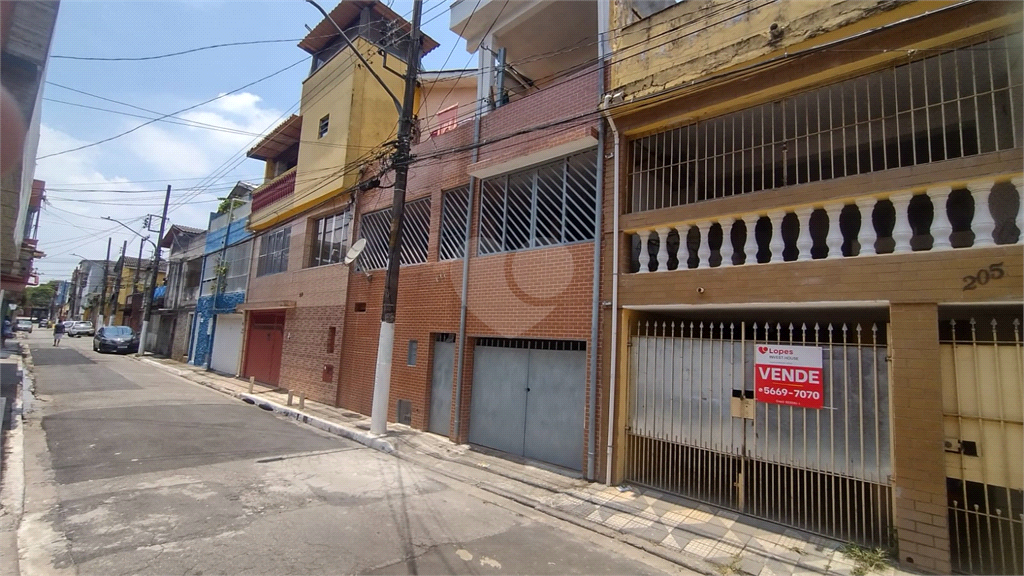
top-left (754, 344), bottom-right (824, 409)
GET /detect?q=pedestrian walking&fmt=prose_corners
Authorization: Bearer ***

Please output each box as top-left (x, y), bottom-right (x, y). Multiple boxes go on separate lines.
top-left (53, 318), bottom-right (65, 346)
top-left (1, 317), bottom-right (11, 348)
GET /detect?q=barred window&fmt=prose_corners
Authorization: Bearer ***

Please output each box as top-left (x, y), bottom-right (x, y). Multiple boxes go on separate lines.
top-left (438, 186), bottom-right (469, 260)
top-left (310, 208), bottom-right (352, 267)
top-left (222, 241), bottom-right (252, 293)
top-left (629, 33), bottom-right (1023, 212)
top-left (357, 197), bottom-right (431, 270)
top-left (256, 226), bottom-right (290, 277)
top-left (479, 149), bottom-right (598, 255)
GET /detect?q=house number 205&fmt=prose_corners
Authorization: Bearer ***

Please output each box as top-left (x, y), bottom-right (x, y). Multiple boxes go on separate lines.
top-left (963, 262), bottom-right (1005, 291)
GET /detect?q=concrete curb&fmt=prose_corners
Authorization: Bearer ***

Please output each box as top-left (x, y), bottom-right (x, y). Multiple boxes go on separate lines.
top-left (238, 393), bottom-right (396, 454)
top-left (135, 358), bottom-right (396, 455)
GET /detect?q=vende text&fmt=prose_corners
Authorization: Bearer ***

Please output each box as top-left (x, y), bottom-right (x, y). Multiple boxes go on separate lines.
top-left (756, 366), bottom-right (821, 385)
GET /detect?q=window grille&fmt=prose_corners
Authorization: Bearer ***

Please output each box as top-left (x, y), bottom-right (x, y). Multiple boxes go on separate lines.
top-left (357, 197), bottom-right (431, 270)
top-left (439, 186), bottom-right (469, 260)
top-left (222, 241), bottom-right (251, 293)
top-left (628, 33), bottom-right (1023, 213)
top-left (310, 207), bottom-right (352, 267)
top-left (478, 148), bottom-right (598, 255)
top-left (256, 226), bottom-right (290, 277)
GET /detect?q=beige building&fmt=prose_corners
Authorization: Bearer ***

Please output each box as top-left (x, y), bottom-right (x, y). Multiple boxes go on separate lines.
top-left (600, 2), bottom-right (1022, 574)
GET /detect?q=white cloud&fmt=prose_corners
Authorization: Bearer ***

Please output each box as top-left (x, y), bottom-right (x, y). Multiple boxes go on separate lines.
top-left (33, 91), bottom-right (283, 281)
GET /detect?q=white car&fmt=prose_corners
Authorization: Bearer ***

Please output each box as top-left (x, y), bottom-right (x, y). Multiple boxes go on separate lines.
top-left (68, 321), bottom-right (95, 337)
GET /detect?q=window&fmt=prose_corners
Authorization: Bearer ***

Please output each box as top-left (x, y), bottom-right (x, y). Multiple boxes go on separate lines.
top-left (318, 114), bottom-right (329, 138)
top-left (429, 104), bottom-right (458, 138)
top-left (629, 33), bottom-right (1023, 212)
top-left (256, 226), bottom-right (290, 277)
top-left (357, 197), bottom-right (432, 270)
top-left (407, 340), bottom-right (417, 366)
top-left (327, 326), bottom-right (336, 354)
top-left (222, 241), bottom-right (252, 293)
top-left (310, 208), bottom-right (352, 267)
top-left (199, 241), bottom-right (251, 297)
top-left (439, 187), bottom-right (470, 260)
top-left (478, 149), bottom-right (598, 255)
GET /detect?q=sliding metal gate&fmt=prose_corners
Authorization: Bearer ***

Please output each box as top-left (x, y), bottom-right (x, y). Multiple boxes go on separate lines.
top-left (625, 319), bottom-right (892, 547)
top-left (941, 316), bottom-right (1023, 575)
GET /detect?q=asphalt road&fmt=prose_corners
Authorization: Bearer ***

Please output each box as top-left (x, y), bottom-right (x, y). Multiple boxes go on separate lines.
top-left (14, 331), bottom-right (689, 576)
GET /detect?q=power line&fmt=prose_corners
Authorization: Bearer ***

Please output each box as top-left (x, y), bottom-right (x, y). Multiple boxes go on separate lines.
top-left (39, 56), bottom-right (309, 160)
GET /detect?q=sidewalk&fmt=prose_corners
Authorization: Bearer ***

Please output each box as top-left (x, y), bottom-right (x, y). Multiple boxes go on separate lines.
top-left (137, 355), bottom-right (913, 576)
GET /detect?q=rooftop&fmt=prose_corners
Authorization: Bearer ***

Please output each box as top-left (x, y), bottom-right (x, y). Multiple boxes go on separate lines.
top-left (298, 0), bottom-right (439, 56)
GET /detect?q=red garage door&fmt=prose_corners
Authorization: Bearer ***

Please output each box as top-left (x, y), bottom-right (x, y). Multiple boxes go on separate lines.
top-left (243, 312), bottom-right (285, 387)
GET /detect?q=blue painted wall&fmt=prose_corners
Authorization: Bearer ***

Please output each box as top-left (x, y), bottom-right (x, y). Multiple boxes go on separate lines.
top-left (204, 215), bottom-right (251, 255)
top-left (187, 207), bottom-right (253, 367)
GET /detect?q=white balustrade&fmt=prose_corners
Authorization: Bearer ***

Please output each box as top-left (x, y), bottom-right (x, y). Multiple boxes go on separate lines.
top-left (637, 229), bottom-right (651, 273)
top-left (1012, 177), bottom-right (1023, 243)
top-left (675, 224), bottom-right (690, 269)
top-left (655, 228), bottom-right (670, 272)
top-left (628, 176), bottom-right (1020, 273)
top-left (825, 203), bottom-right (844, 259)
top-left (889, 192), bottom-right (915, 253)
top-left (854, 197), bottom-right (877, 256)
top-left (794, 207), bottom-right (814, 261)
top-left (967, 181), bottom-right (995, 247)
top-left (696, 222), bottom-right (712, 269)
top-left (928, 186), bottom-right (953, 250)
top-left (767, 211), bottom-right (786, 263)
top-left (742, 214), bottom-right (759, 265)
top-left (722, 219), bottom-right (738, 267)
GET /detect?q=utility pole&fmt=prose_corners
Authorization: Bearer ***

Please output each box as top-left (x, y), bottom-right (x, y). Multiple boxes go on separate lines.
top-left (134, 237), bottom-right (145, 294)
top-left (98, 238), bottom-right (112, 326)
top-left (369, 0), bottom-right (423, 435)
top-left (110, 240), bottom-right (127, 326)
top-left (137, 185), bottom-right (171, 356)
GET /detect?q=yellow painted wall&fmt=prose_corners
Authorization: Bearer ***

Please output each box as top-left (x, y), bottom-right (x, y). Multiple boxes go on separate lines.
top-left (250, 38), bottom-right (407, 230)
top-left (609, 1), bottom-right (953, 102)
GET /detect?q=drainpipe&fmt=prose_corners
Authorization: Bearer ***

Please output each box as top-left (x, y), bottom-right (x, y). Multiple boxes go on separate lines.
top-left (207, 202), bottom-right (237, 371)
top-left (587, 52), bottom-right (607, 481)
top-left (602, 105), bottom-right (621, 485)
top-left (453, 62), bottom-right (486, 441)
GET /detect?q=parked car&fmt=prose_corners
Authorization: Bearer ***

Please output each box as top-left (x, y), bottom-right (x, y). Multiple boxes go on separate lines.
top-left (93, 326), bottom-right (139, 354)
top-left (15, 318), bottom-right (33, 333)
top-left (68, 321), bottom-right (95, 337)
top-left (38, 319), bottom-right (49, 328)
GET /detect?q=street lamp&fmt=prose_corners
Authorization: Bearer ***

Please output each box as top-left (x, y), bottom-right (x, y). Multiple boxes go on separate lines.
top-left (101, 217), bottom-right (157, 249)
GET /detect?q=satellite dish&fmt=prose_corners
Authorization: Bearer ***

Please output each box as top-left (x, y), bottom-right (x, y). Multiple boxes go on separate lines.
top-left (344, 238), bottom-right (367, 266)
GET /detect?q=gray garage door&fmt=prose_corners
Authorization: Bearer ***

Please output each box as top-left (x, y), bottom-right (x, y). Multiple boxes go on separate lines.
top-left (468, 338), bottom-right (586, 471)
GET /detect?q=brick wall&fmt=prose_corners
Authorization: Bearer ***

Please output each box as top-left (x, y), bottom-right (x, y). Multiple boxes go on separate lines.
top-left (337, 69), bottom-right (604, 456)
top-left (278, 305), bottom-right (345, 405)
top-left (889, 303), bottom-right (950, 574)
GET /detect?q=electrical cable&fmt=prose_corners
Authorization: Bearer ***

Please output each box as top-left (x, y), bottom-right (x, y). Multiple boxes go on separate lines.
top-left (39, 56), bottom-right (309, 160)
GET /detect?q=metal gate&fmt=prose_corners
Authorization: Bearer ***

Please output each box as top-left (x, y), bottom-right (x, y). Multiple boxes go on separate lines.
top-left (428, 334), bottom-right (455, 436)
top-left (469, 338), bottom-right (586, 471)
top-left (625, 319), bottom-right (893, 547)
top-left (941, 316), bottom-right (1023, 575)
top-left (242, 312), bottom-right (284, 386)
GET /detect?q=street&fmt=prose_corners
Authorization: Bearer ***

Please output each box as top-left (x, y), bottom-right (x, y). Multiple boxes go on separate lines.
top-left (9, 331), bottom-right (689, 576)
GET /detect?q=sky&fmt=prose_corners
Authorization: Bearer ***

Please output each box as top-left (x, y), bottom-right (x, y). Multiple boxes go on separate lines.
top-left (34, 0), bottom-right (469, 283)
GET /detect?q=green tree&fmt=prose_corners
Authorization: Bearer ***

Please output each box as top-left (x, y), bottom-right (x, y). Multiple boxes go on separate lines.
top-left (25, 283), bottom-right (55, 308)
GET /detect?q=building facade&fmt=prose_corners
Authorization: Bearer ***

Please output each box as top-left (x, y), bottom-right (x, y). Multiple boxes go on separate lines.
top-left (601, 2), bottom-right (1023, 573)
top-left (189, 195), bottom-right (253, 375)
top-left (160, 225), bottom-right (206, 361)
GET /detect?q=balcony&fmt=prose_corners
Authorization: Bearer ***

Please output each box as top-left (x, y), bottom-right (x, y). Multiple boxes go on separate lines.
top-left (627, 175), bottom-right (1022, 274)
top-left (250, 168), bottom-right (297, 226)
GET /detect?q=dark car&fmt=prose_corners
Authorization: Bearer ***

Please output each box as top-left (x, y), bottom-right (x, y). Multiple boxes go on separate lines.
top-left (38, 319), bottom-right (49, 328)
top-left (93, 326), bottom-right (139, 354)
